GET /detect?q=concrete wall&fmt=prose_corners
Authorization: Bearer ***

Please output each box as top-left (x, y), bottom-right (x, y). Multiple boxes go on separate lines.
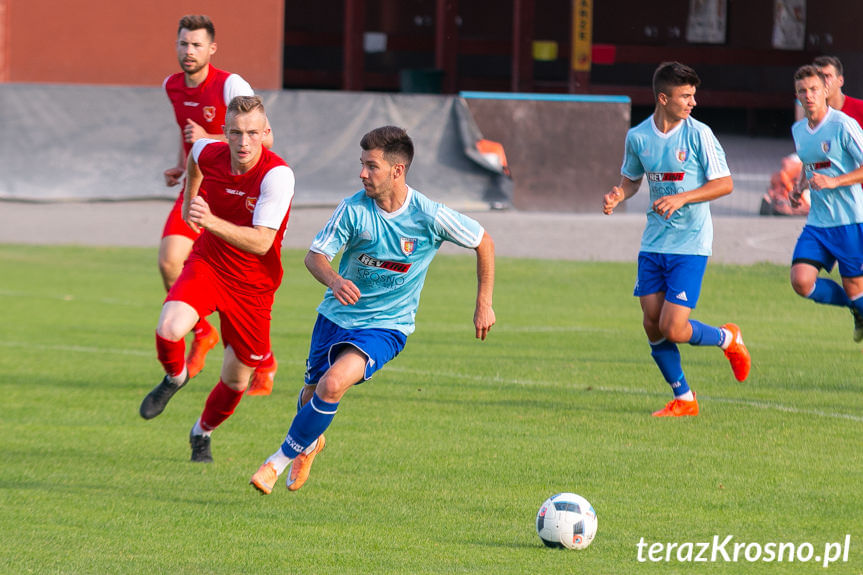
top-left (1, 0), bottom-right (283, 89)
top-left (464, 93), bottom-right (630, 213)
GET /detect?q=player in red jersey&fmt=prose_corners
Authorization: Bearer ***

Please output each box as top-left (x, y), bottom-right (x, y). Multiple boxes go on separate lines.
top-left (140, 95), bottom-right (295, 463)
top-left (813, 56), bottom-right (863, 127)
top-left (160, 14), bottom-right (278, 394)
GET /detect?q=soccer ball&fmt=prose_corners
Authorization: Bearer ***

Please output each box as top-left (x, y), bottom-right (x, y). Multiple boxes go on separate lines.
top-left (536, 492), bottom-right (597, 549)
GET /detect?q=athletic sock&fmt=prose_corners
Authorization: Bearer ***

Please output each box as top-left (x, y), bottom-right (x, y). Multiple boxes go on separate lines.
top-left (279, 395), bottom-right (339, 459)
top-left (688, 320), bottom-right (724, 347)
top-left (191, 418), bottom-right (210, 438)
top-left (649, 338), bottom-right (691, 398)
top-left (193, 317), bottom-right (214, 339)
top-left (807, 278), bottom-right (852, 307)
top-left (265, 449), bottom-right (293, 475)
top-left (155, 332), bottom-right (186, 379)
top-left (199, 380), bottom-right (244, 432)
top-left (257, 350), bottom-right (276, 370)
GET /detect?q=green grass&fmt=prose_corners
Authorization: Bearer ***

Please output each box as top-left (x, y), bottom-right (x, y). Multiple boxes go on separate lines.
top-left (1, 245), bottom-right (862, 574)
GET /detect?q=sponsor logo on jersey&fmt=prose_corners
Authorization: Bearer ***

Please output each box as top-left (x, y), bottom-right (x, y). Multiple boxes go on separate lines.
top-left (647, 172), bottom-right (685, 182)
top-left (821, 141), bottom-right (831, 153)
top-left (183, 101), bottom-right (200, 107)
top-left (245, 197), bottom-right (257, 212)
top-left (806, 160), bottom-right (832, 171)
top-left (400, 237), bottom-right (417, 256)
top-left (676, 149), bottom-right (688, 162)
top-left (203, 106), bottom-right (217, 122)
top-left (358, 253), bottom-right (411, 273)
top-left (676, 291), bottom-right (688, 302)
top-left (225, 188), bottom-right (244, 196)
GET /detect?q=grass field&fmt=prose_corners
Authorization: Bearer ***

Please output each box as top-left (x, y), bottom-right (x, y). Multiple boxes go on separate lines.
top-left (1, 244), bottom-right (861, 574)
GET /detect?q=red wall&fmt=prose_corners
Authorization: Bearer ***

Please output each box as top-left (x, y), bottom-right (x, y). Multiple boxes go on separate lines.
top-left (2, 0), bottom-right (283, 89)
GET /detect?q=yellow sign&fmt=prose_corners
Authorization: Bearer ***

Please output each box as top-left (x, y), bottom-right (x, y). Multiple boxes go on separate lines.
top-left (572, 0), bottom-right (592, 72)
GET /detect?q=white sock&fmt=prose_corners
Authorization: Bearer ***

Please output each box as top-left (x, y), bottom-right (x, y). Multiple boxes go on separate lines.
top-left (675, 390), bottom-right (694, 401)
top-left (302, 437), bottom-right (319, 455)
top-left (719, 328), bottom-right (732, 350)
top-left (265, 449), bottom-right (293, 475)
top-left (191, 418), bottom-right (210, 438)
top-left (168, 366), bottom-right (188, 385)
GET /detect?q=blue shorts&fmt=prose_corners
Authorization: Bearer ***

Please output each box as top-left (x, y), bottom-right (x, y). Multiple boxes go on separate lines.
top-left (792, 223), bottom-right (863, 278)
top-left (304, 314), bottom-right (407, 386)
top-left (634, 252), bottom-right (708, 309)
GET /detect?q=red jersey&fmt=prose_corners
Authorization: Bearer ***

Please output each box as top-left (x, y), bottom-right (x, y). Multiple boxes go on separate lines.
top-left (190, 142), bottom-right (293, 295)
top-left (842, 95), bottom-right (863, 129)
top-left (164, 65), bottom-right (233, 156)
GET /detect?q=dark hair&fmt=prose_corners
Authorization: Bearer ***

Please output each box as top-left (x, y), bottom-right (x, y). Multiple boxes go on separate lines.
top-left (794, 64), bottom-right (826, 86)
top-left (652, 61), bottom-right (701, 100)
top-left (178, 15), bottom-right (215, 41)
top-left (227, 95), bottom-right (265, 118)
top-left (813, 55), bottom-right (843, 77)
top-left (360, 126), bottom-right (414, 171)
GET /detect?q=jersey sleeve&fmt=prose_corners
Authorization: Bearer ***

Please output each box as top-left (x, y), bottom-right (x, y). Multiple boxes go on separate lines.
top-left (433, 204), bottom-right (485, 249)
top-left (841, 116), bottom-right (863, 166)
top-left (696, 128), bottom-right (731, 181)
top-left (191, 138), bottom-right (219, 162)
top-left (620, 131), bottom-right (645, 181)
top-left (223, 74), bottom-right (255, 104)
top-left (253, 166), bottom-right (295, 229)
top-left (310, 200), bottom-right (354, 261)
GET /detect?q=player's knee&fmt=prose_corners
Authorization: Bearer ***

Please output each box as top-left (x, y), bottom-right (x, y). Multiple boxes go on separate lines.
top-left (789, 274), bottom-right (814, 297)
top-left (315, 376), bottom-right (351, 404)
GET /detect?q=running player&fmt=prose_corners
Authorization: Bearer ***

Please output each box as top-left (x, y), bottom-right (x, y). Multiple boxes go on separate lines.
top-left (249, 126), bottom-right (496, 494)
top-left (140, 96), bottom-right (295, 462)
top-left (602, 61), bottom-right (751, 417)
top-left (161, 14), bottom-right (277, 394)
top-left (789, 65), bottom-right (863, 342)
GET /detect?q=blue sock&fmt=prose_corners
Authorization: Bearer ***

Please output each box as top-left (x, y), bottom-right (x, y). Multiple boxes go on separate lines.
top-left (808, 278), bottom-right (852, 307)
top-left (649, 339), bottom-right (691, 397)
top-left (850, 294), bottom-right (863, 315)
top-left (280, 395), bottom-right (339, 458)
top-left (688, 320), bottom-right (724, 347)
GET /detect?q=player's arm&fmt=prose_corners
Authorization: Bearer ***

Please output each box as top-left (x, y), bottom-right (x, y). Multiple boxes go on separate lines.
top-left (164, 134), bottom-right (187, 187)
top-left (305, 251), bottom-right (361, 305)
top-left (187, 196), bottom-right (277, 255)
top-left (473, 231), bottom-right (496, 340)
top-left (602, 176), bottom-right (642, 215)
top-left (651, 175), bottom-right (733, 220)
top-left (182, 152), bottom-right (203, 233)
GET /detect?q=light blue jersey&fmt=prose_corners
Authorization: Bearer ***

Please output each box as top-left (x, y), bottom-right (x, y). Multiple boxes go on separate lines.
top-left (621, 115), bottom-right (731, 256)
top-left (310, 186), bottom-right (485, 335)
top-left (792, 107), bottom-right (863, 228)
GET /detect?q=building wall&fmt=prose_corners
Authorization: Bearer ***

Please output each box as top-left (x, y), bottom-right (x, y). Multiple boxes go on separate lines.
top-left (2, 0), bottom-right (283, 89)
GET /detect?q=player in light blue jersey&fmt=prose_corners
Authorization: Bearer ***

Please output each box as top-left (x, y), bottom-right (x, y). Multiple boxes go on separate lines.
top-left (789, 65), bottom-right (863, 342)
top-left (602, 62), bottom-right (751, 417)
top-left (250, 126), bottom-right (496, 494)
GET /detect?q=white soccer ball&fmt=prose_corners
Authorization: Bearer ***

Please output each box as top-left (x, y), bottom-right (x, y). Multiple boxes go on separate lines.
top-left (536, 492), bottom-right (597, 550)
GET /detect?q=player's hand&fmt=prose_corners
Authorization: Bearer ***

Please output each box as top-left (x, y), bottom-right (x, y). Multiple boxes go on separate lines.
top-left (187, 196), bottom-right (212, 232)
top-left (808, 173), bottom-right (836, 191)
top-left (602, 186), bottom-right (625, 215)
top-left (184, 119), bottom-right (208, 144)
top-left (652, 194), bottom-right (686, 220)
top-left (789, 182), bottom-right (803, 207)
top-left (164, 167), bottom-right (185, 187)
top-left (474, 304), bottom-right (496, 340)
top-left (330, 276), bottom-right (361, 306)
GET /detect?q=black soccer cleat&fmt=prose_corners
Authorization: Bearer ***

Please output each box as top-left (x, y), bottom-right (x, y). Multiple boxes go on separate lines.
top-left (852, 306), bottom-right (863, 343)
top-left (139, 374), bottom-right (188, 420)
top-left (189, 430), bottom-right (213, 463)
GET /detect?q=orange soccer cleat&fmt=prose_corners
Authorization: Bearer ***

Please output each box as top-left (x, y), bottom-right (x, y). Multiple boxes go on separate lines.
top-left (249, 462), bottom-right (279, 495)
top-left (247, 356), bottom-right (278, 396)
top-left (652, 393), bottom-right (699, 417)
top-left (721, 323), bottom-right (751, 382)
top-left (186, 324), bottom-right (219, 379)
top-left (286, 435), bottom-right (326, 491)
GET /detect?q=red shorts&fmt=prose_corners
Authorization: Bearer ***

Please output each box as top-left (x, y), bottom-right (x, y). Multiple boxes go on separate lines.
top-left (161, 191), bottom-right (203, 240)
top-left (166, 257), bottom-right (273, 367)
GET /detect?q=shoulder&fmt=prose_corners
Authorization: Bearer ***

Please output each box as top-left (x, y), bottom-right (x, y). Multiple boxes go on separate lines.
top-left (163, 73), bottom-right (183, 92)
top-left (195, 139), bottom-right (229, 163)
top-left (684, 116), bottom-right (717, 138)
